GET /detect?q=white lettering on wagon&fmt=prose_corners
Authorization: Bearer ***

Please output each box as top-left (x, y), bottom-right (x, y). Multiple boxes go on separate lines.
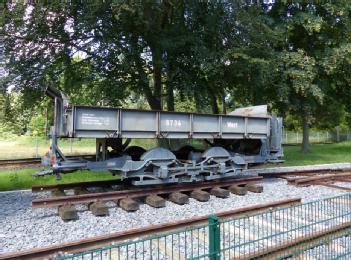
top-left (226, 122), bottom-right (238, 128)
top-left (166, 119), bottom-right (182, 127)
top-left (81, 113), bottom-right (111, 126)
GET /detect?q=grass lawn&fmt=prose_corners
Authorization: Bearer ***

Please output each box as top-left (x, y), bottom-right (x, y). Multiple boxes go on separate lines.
top-left (0, 136), bottom-right (96, 159)
top-left (282, 142), bottom-right (351, 166)
top-left (0, 168), bottom-right (116, 191)
top-left (0, 142), bottom-right (351, 191)
top-left (0, 136), bottom-right (160, 159)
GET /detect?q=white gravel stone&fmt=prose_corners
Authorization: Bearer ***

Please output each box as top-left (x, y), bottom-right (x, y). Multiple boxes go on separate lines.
top-left (0, 178), bottom-right (348, 254)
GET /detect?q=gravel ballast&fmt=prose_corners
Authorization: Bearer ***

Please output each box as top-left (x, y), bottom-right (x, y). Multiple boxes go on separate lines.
top-left (0, 178), bottom-right (348, 254)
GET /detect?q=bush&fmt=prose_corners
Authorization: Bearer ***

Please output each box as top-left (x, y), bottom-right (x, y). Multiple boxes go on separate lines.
top-left (28, 114), bottom-right (46, 136)
top-left (0, 123), bottom-right (18, 140)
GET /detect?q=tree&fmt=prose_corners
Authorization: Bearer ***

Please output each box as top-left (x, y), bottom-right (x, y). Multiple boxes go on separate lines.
top-left (2, 0), bottom-right (351, 147)
top-left (1, 1), bottom-right (193, 110)
top-left (1, 1), bottom-right (274, 113)
top-left (266, 2), bottom-right (351, 152)
top-left (275, 50), bottom-right (321, 152)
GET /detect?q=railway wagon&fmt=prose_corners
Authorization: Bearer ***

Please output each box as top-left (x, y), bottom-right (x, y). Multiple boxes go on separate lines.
top-left (36, 86), bottom-right (283, 185)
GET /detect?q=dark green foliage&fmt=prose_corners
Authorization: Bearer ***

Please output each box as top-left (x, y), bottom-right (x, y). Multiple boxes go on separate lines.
top-left (1, 1), bottom-right (351, 152)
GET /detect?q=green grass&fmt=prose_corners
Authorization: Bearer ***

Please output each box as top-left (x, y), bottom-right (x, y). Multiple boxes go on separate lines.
top-left (0, 136), bottom-right (199, 159)
top-left (0, 168), bottom-right (116, 191)
top-left (282, 142), bottom-right (351, 166)
top-left (1, 142), bottom-right (351, 191)
top-left (0, 136), bottom-right (96, 159)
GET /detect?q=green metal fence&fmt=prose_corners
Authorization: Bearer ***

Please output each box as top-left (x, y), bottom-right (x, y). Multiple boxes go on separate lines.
top-left (278, 229), bottom-right (351, 260)
top-left (283, 130), bottom-right (351, 144)
top-left (56, 193), bottom-right (351, 260)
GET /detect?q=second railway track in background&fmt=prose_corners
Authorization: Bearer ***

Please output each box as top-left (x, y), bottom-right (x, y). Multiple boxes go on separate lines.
top-left (0, 155), bottom-right (94, 169)
top-left (0, 157), bottom-right (43, 168)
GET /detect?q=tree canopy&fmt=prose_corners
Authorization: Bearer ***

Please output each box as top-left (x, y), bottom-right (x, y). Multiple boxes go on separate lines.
top-left (1, 1), bottom-right (351, 152)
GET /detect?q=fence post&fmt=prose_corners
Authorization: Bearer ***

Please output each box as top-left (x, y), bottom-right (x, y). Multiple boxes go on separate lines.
top-left (336, 126), bottom-right (340, 142)
top-left (35, 137), bottom-right (39, 158)
top-left (208, 215), bottom-right (221, 260)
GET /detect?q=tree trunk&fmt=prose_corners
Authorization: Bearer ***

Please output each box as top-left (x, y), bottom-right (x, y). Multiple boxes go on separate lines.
top-left (45, 107), bottom-right (48, 136)
top-left (221, 93), bottom-right (226, 114)
top-left (151, 45), bottom-right (163, 111)
top-left (167, 84), bottom-right (175, 111)
top-left (153, 65), bottom-right (162, 110)
top-left (302, 116), bottom-right (310, 153)
top-left (131, 38), bottom-right (161, 110)
top-left (210, 94), bottom-right (219, 114)
top-left (132, 35), bottom-right (162, 111)
top-left (195, 92), bottom-right (205, 113)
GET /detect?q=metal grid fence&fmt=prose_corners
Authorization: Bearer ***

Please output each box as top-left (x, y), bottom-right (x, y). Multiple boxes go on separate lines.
top-left (283, 130), bottom-right (351, 144)
top-left (278, 229), bottom-right (351, 260)
top-left (56, 193), bottom-right (351, 260)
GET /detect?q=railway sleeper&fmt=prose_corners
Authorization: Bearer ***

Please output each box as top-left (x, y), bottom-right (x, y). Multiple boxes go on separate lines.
top-left (145, 195), bottom-right (166, 208)
top-left (229, 185), bottom-right (248, 196)
top-left (89, 201), bottom-right (109, 216)
top-left (73, 187), bottom-right (110, 216)
top-left (210, 187), bottom-right (230, 198)
top-left (51, 189), bottom-right (78, 221)
top-left (168, 192), bottom-right (189, 205)
top-left (58, 205), bottom-right (78, 221)
top-left (190, 189), bottom-right (210, 202)
top-left (34, 178), bottom-right (262, 218)
top-left (118, 198), bottom-right (139, 212)
top-left (246, 184), bottom-right (264, 193)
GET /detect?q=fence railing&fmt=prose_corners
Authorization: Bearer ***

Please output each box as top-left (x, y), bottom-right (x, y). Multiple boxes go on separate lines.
top-left (56, 193), bottom-right (351, 260)
top-left (1, 129), bottom-right (350, 159)
top-left (279, 229), bottom-right (351, 260)
top-left (283, 130), bottom-right (351, 144)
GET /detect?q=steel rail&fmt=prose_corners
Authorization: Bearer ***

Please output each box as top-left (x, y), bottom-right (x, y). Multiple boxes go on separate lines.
top-left (0, 158), bottom-right (41, 166)
top-left (258, 168), bottom-right (343, 177)
top-left (239, 222), bottom-right (351, 259)
top-left (287, 171), bottom-right (351, 185)
top-left (0, 198), bottom-right (301, 260)
top-left (0, 155), bottom-right (94, 168)
top-left (32, 179), bottom-right (124, 192)
top-left (32, 176), bottom-right (263, 208)
top-left (313, 182), bottom-right (351, 191)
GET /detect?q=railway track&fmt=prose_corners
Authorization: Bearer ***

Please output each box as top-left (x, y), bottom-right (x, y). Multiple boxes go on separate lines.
top-left (0, 155), bottom-right (95, 168)
top-left (32, 179), bottom-right (124, 192)
top-left (258, 166), bottom-right (351, 192)
top-left (32, 176), bottom-right (264, 219)
top-left (0, 198), bottom-right (301, 260)
top-left (3, 191), bottom-right (350, 260)
top-left (30, 163), bottom-right (351, 219)
top-left (2, 164), bottom-right (351, 259)
top-left (0, 157), bottom-right (42, 168)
